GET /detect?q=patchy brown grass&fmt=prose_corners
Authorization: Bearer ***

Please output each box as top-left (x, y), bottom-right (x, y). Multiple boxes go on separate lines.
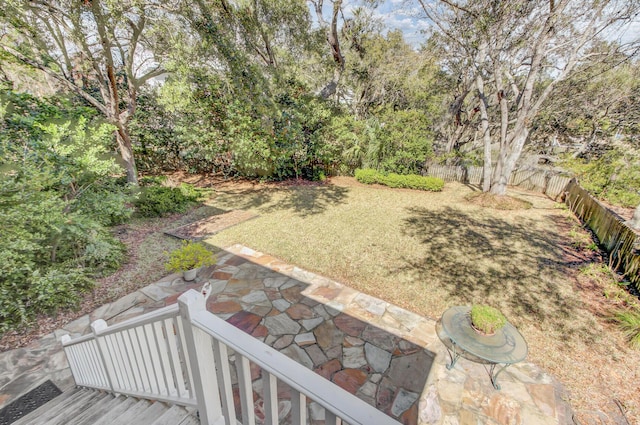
top-left (201, 176), bottom-right (639, 423)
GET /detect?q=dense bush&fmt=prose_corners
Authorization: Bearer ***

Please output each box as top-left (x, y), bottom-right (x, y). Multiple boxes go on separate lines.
top-left (353, 168), bottom-right (378, 184)
top-left (134, 183), bottom-right (200, 217)
top-left (0, 90), bottom-right (128, 333)
top-left (355, 168), bottom-right (444, 191)
top-left (326, 109), bottom-right (434, 175)
top-left (137, 73), bottom-right (336, 180)
top-left (560, 148), bottom-right (640, 208)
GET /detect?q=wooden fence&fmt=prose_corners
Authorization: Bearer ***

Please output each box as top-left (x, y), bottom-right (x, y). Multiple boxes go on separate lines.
top-left (423, 164), bottom-right (572, 199)
top-left (565, 179), bottom-right (640, 290)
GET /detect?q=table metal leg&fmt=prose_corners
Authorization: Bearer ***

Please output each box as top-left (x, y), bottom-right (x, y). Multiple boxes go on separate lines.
top-left (488, 363), bottom-right (511, 390)
top-left (445, 339), bottom-right (460, 370)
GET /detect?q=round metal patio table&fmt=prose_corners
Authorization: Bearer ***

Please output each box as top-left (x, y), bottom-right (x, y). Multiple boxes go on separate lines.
top-left (436, 306), bottom-right (528, 390)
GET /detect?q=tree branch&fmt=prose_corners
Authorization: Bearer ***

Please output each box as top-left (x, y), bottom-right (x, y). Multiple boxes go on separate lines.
top-left (0, 44), bottom-right (107, 115)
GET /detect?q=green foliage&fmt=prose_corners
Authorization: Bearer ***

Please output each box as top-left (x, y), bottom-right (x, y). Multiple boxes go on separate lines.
top-left (325, 109), bottom-right (434, 176)
top-left (134, 184), bottom-right (200, 217)
top-left (614, 309), bottom-right (640, 349)
top-left (354, 168), bottom-right (378, 184)
top-left (0, 90), bottom-right (128, 333)
top-left (355, 169), bottom-right (444, 191)
top-left (568, 224), bottom-right (599, 251)
top-left (324, 114), bottom-right (369, 174)
top-left (470, 305), bottom-right (507, 334)
top-left (165, 241), bottom-right (216, 273)
top-left (373, 110), bottom-right (435, 174)
top-left (560, 149), bottom-right (640, 208)
top-left (148, 70), bottom-right (338, 180)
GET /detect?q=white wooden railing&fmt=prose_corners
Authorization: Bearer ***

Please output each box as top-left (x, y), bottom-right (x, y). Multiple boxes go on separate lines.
top-left (61, 303), bottom-right (196, 408)
top-left (61, 290), bottom-right (401, 425)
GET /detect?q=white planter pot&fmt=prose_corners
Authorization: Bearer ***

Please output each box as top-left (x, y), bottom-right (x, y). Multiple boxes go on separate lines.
top-left (183, 268), bottom-right (199, 281)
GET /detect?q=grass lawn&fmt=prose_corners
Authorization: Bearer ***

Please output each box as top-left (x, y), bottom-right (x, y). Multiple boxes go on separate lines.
top-left (200, 176), bottom-right (640, 422)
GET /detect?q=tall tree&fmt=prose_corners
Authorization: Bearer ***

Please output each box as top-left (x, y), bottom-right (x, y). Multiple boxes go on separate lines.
top-left (342, 10), bottom-right (446, 119)
top-left (1, 0), bottom-right (167, 184)
top-left (419, 0), bottom-right (640, 195)
top-left (310, 0), bottom-right (346, 99)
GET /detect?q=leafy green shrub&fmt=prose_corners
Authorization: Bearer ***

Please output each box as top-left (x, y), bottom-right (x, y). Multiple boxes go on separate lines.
top-left (470, 305), bottom-right (507, 335)
top-left (0, 90), bottom-right (129, 333)
top-left (355, 168), bottom-right (444, 191)
top-left (560, 150), bottom-right (640, 208)
top-left (354, 168), bottom-right (379, 184)
top-left (73, 187), bottom-right (133, 226)
top-left (0, 181), bottom-right (126, 333)
top-left (165, 241), bottom-right (216, 272)
top-left (134, 184), bottom-right (199, 217)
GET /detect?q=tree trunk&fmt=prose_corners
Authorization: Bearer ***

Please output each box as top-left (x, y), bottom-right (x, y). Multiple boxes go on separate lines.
top-left (490, 129), bottom-right (529, 196)
top-left (313, 0), bottom-right (345, 99)
top-left (629, 203), bottom-right (640, 230)
top-left (476, 73), bottom-right (492, 193)
top-left (115, 127), bottom-right (139, 185)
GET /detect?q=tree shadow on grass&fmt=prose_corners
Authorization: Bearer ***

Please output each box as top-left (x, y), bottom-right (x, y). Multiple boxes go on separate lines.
top-left (398, 206), bottom-right (600, 344)
top-left (213, 183), bottom-right (350, 218)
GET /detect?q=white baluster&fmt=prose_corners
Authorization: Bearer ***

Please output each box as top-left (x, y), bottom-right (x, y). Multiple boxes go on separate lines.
top-left (235, 354), bottom-right (256, 425)
top-left (177, 317), bottom-right (195, 397)
top-left (325, 410), bottom-right (341, 425)
top-left (124, 329), bottom-right (144, 392)
top-left (106, 334), bottom-right (126, 391)
top-left (91, 320), bottom-right (115, 391)
top-left (153, 321), bottom-right (175, 397)
top-left (142, 324), bottom-right (161, 395)
top-left (212, 340), bottom-right (237, 423)
top-left (165, 317), bottom-right (187, 397)
top-left (290, 388), bottom-right (306, 425)
top-left (262, 371), bottom-right (278, 425)
top-left (79, 343), bottom-right (97, 386)
top-left (115, 332), bottom-right (135, 391)
top-left (134, 326), bottom-right (154, 393)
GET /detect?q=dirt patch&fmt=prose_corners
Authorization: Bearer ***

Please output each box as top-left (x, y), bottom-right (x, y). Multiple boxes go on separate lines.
top-left (466, 192), bottom-right (533, 210)
top-left (165, 210), bottom-right (258, 241)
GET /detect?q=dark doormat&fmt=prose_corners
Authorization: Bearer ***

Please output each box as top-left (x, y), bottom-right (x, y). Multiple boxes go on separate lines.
top-left (0, 380), bottom-right (62, 425)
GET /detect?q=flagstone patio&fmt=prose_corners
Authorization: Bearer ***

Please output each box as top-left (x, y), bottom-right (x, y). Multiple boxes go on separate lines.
top-left (0, 244), bottom-right (574, 424)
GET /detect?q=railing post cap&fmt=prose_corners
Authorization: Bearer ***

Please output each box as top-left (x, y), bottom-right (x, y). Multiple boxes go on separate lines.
top-left (91, 319), bottom-right (108, 334)
top-left (178, 289), bottom-right (206, 318)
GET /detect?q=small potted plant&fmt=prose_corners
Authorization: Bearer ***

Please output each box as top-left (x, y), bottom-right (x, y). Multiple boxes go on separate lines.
top-left (165, 241), bottom-right (216, 281)
top-left (470, 305), bottom-right (506, 336)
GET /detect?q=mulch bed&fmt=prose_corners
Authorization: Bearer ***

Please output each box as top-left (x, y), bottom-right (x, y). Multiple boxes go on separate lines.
top-left (164, 210), bottom-right (258, 241)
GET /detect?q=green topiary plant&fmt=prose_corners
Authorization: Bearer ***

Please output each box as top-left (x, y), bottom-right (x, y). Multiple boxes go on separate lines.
top-left (470, 305), bottom-right (507, 335)
top-left (165, 241), bottom-right (216, 273)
